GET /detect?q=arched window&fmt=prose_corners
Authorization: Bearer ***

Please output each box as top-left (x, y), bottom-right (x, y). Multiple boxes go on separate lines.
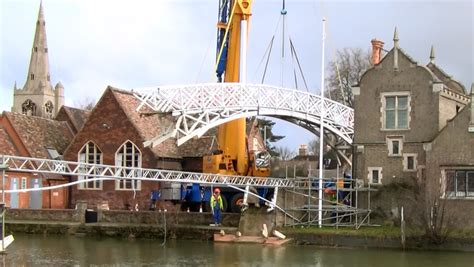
top-left (45, 101), bottom-right (54, 119)
top-left (115, 141), bottom-right (141, 190)
top-left (78, 142), bottom-right (102, 190)
top-left (22, 99), bottom-right (37, 116)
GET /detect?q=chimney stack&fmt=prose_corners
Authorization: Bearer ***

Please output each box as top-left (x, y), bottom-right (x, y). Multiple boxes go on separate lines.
top-left (371, 39), bottom-right (384, 65)
top-left (299, 144), bottom-right (308, 156)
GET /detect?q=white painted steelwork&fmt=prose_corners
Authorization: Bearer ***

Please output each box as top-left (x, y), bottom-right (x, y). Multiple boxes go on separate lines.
top-left (133, 83), bottom-right (354, 147)
top-left (0, 155), bottom-right (297, 192)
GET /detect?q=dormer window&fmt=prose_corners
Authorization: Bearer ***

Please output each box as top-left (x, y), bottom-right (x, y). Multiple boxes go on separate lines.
top-left (44, 48), bottom-right (48, 53)
top-left (34, 47), bottom-right (38, 52)
top-left (30, 74), bottom-right (34, 80)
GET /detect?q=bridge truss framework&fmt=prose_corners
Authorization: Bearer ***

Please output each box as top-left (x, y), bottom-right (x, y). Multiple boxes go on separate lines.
top-left (1, 154), bottom-right (374, 229)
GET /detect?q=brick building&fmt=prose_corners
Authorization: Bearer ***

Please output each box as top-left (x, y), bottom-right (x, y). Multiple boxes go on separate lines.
top-left (0, 112), bottom-right (74, 209)
top-left (62, 86), bottom-right (220, 210)
top-left (55, 106), bottom-right (90, 134)
top-left (352, 28), bottom-right (473, 228)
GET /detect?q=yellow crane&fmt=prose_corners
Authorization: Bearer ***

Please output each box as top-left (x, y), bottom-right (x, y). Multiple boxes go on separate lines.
top-left (203, 0), bottom-right (270, 177)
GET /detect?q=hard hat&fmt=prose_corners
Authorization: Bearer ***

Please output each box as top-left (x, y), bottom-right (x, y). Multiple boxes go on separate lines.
top-left (214, 188), bottom-right (220, 193)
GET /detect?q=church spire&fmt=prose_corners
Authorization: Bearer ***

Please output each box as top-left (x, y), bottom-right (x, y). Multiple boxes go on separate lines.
top-left (23, 1), bottom-right (51, 93)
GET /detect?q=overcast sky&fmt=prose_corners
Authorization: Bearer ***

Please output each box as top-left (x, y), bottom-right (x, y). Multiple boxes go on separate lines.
top-left (1, 0), bottom-right (472, 152)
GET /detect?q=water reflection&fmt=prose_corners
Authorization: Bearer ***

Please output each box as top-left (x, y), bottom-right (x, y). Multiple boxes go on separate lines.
top-left (3, 234), bottom-right (474, 266)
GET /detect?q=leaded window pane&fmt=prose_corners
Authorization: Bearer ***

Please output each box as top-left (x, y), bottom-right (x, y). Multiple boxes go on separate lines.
top-left (386, 110), bottom-right (395, 129)
top-left (372, 170), bottom-right (379, 183)
top-left (398, 96), bottom-right (408, 109)
top-left (392, 141), bottom-right (399, 155)
top-left (467, 172), bottom-right (474, 196)
top-left (456, 171), bottom-right (466, 197)
top-left (398, 110), bottom-right (408, 128)
top-left (116, 141), bottom-right (141, 190)
top-left (386, 97), bottom-right (395, 109)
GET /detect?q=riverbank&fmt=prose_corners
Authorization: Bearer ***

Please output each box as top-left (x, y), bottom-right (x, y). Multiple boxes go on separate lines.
top-left (7, 220), bottom-right (474, 252)
top-left (283, 226), bottom-right (474, 252)
top-left (5, 208), bottom-right (474, 252)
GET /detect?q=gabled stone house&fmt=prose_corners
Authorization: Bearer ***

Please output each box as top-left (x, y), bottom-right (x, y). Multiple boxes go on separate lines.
top-left (352, 29), bottom-right (473, 228)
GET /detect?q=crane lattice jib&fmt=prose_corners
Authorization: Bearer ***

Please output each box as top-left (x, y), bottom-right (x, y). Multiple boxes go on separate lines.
top-left (0, 155), bottom-right (296, 188)
top-left (133, 83), bottom-right (354, 146)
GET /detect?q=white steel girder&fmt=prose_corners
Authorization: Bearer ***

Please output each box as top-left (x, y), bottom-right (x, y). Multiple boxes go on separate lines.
top-left (0, 155), bottom-right (296, 190)
top-left (133, 83), bottom-right (354, 147)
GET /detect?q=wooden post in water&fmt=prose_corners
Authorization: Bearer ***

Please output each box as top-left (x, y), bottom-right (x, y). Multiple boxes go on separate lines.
top-left (401, 206), bottom-right (406, 250)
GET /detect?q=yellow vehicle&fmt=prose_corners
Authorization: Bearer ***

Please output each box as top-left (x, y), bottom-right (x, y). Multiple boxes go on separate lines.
top-left (202, 0), bottom-right (270, 177)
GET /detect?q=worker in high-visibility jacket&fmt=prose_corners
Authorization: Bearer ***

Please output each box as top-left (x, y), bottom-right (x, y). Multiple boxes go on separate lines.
top-left (211, 188), bottom-right (224, 226)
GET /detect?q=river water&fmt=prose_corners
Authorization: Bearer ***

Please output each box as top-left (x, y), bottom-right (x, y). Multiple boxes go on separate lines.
top-left (3, 234), bottom-right (474, 266)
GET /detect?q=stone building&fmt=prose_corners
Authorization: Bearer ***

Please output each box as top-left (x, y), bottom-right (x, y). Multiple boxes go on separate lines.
top-left (352, 28), bottom-right (473, 228)
top-left (12, 2), bottom-right (64, 119)
top-left (426, 86), bottom-right (474, 224)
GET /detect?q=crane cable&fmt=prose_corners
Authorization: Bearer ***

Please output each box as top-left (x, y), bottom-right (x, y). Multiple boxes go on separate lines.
top-left (289, 37), bottom-right (310, 91)
top-left (252, 14), bottom-right (282, 83)
top-left (213, 1), bottom-right (238, 77)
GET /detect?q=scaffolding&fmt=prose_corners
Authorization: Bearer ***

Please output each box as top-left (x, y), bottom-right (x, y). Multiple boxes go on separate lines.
top-left (281, 167), bottom-right (376, 229)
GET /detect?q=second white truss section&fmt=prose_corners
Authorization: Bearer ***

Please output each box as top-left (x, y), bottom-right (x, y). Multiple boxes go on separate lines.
top-left (1, 155), bottom-right (296, 188)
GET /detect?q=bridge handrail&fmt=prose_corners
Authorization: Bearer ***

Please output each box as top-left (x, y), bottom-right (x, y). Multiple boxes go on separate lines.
top-left (133, 83), bottom-right (354, 127)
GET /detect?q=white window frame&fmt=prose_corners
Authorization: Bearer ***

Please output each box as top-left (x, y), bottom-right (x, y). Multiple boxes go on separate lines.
top-left (386, 136), bottom-right (403, 157)
top-left (78, 141), bottom-right (103, 190)
top-left (21, 177), bottom-right (27, 189)
top-left (403, 153), bottom-right (417, 172)
top-left (443, 169), bottom-right (474, 199)
top-left (115, 140), bottom-right (142, 191)
top-left (368, 167), bottom-right (383, 185)
top-left (381, 92), bottom-right (411, 130)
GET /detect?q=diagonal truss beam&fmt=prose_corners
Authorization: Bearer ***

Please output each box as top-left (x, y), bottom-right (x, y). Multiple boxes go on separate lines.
top-left (1, 155), bottom-right (298, 189)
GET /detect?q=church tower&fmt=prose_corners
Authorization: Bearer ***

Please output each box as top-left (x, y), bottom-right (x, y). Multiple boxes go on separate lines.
top-left (12, 1), bottom-right (64, 119)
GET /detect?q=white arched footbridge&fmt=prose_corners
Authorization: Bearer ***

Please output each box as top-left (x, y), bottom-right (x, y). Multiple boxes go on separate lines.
top-left (133, 83), bottom-right (354, 147)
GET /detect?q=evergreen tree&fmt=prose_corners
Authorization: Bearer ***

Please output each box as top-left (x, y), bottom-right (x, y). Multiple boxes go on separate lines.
top-left (247, 117), bottom-right (284, 156)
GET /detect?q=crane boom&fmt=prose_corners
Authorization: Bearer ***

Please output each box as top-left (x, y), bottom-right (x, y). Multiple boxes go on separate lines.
top-left (203, 0), bottom-right (269, 177)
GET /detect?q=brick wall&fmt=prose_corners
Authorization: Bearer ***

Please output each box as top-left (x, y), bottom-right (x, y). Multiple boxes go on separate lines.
top-left (63, 88), bottom-right (182, 210)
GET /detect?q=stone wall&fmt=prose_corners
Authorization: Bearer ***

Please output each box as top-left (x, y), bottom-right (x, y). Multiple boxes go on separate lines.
top-left (6, 208), bottom-right (77, 221)
top-left (5, 208), bottom-right (240, 228)
top-left (98, 210), bottom-right (240, 227)
top-left (426, 106), bottom-right (474, 229)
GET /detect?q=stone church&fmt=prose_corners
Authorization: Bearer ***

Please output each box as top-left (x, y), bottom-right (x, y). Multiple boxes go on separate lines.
top-left (11, 1), bottom-right (64, 119)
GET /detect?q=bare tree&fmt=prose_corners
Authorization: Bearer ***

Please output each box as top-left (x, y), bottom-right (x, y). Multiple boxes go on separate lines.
top-left (307, 139), bottom-right (319, 156)
top-left (326, 48), bottom-right (371, 107)
top-left (74, 97), bottom-right (96, 111)
top-left (274, 146), bottom-right (295, 161)
top-left (374, 172), bottom-right (455, 245)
